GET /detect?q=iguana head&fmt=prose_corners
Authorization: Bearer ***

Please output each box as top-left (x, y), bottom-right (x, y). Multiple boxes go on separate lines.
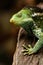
top-left (10, 7), bottom-right (43, 32)
top-left (10, 7), bottom-right (33, 26)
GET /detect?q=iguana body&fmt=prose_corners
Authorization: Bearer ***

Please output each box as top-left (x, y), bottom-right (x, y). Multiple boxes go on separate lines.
top-left (10, 7), bottom-right (43, 55)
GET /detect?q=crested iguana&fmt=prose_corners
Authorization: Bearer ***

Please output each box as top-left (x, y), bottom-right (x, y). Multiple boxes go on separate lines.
top-left (10, 6), bottom-right (43, 55)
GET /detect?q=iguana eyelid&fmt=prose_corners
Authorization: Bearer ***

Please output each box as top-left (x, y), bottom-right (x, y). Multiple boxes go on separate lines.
top-left (16, 13), bottom-right (22, 17)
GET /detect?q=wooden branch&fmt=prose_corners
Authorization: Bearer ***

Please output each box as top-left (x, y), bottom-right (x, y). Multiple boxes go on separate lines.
top-left (12, 28), bottom-right (43, 65)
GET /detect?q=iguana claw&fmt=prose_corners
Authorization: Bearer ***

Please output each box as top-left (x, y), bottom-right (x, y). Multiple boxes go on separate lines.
top-left (22, 44), bottom-right (33, 55)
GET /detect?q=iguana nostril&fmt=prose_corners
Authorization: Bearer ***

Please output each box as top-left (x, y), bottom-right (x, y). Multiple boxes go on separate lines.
top-left (10, 18), bottom-right (14, 23)
top-left (10, 18), bottom-right (13, 23)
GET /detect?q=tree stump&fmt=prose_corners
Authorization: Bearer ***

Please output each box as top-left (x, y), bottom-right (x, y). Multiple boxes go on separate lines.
top-left (12, 28), bottom-right (43, 65)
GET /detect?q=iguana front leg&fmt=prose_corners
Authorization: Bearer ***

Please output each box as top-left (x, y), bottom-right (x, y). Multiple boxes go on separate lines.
top-left (22, 28), bottom-right (43, 55)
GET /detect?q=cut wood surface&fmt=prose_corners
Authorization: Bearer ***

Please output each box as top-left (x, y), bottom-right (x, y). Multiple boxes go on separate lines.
top-left (12, 28), bottom-right (43, 65)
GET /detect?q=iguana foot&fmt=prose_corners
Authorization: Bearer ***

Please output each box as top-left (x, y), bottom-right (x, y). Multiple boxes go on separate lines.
top-left (22, 44), bottom-right (34, 55)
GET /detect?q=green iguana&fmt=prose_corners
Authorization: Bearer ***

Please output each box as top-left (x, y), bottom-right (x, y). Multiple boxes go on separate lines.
top-left (10, 6), bottom-right (43, 55)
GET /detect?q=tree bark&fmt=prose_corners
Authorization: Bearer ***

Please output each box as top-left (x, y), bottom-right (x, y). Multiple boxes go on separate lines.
top-left (12, 28), bottom-right (43, 65)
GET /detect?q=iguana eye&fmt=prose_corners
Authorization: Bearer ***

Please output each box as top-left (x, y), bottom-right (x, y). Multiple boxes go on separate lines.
top-left (17, 13), bottom-right (22, 18)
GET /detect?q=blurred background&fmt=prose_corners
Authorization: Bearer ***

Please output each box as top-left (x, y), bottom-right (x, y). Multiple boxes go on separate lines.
top-left (0, 0), bottom-right (43, 65)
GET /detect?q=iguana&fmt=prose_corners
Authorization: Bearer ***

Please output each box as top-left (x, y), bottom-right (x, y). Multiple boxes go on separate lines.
top-left (10, 6), bottom-right (43, 55)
